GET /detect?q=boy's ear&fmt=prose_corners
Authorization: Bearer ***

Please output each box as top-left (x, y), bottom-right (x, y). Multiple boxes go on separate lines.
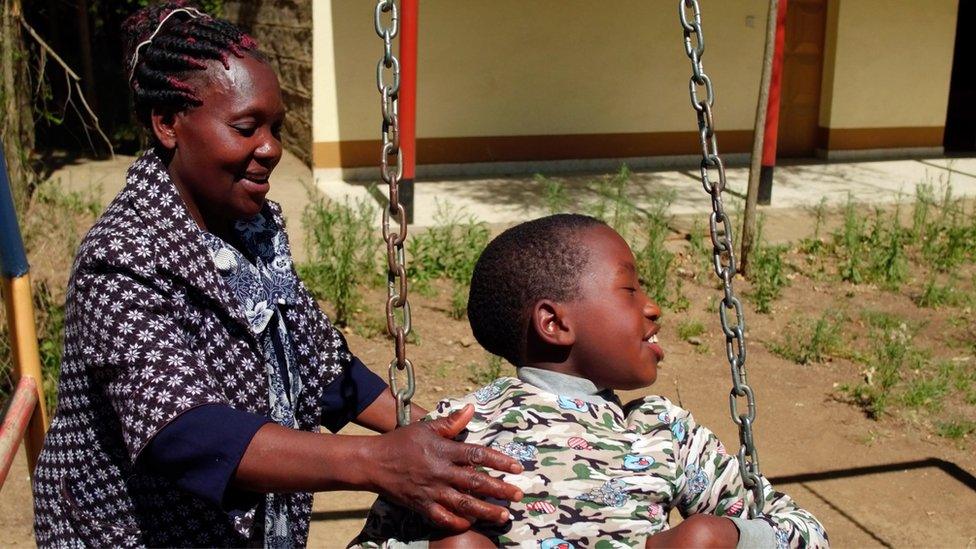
top-left (531, 299), bottom-right (575, 347)
top-left (150, 108), bottom-right (179, 149)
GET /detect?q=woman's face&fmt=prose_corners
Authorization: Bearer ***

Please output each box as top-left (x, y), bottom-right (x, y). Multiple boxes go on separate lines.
top-left (153, 54), bottom-right (285, 231)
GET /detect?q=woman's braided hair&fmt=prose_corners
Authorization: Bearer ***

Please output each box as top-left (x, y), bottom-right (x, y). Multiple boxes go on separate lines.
top-left (122, 1), bottom-right (261, 127)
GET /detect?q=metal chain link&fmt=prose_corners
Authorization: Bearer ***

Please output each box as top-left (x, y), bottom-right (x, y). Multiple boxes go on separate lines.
top-left (375, 0), bottom-right (415, 427)
top-left (678, 0), bottom-right (764, 517)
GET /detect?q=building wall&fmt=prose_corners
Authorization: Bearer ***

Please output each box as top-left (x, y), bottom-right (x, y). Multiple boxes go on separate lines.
top-left (314, 0), bottom-right (769, 168)
top-left (818, 0), bottom-right (957, 151)
top-left (313, 0), bottom-right (959, 168)
top-left (225, 0), bottom-right (312, 165)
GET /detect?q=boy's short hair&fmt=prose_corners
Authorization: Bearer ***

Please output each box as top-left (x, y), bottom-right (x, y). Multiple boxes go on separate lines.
top-left (468, 213), bottom-right (606, 366)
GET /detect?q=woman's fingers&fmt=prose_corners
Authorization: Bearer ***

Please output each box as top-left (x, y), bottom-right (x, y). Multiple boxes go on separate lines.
top-left (428, 490), bottom-right (510, 530)
top-left (447, 463), bottom-right (523, 502)
top-left (425, 406), bottom-right (524, 476)
top-left (422, 501), bottom-right (474, 532)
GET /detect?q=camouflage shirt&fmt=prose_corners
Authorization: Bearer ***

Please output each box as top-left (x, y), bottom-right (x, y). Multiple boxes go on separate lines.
top-left (355, 373), bottom-right (828, 548)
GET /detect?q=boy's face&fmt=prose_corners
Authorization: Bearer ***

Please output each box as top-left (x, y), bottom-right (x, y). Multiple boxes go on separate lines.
top-left (566, 225), bottom-right (664, 390)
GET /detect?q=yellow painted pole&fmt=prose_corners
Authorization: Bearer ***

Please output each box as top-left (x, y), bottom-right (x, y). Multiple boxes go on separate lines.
top-left (2, 274), bottom-right (49, 477)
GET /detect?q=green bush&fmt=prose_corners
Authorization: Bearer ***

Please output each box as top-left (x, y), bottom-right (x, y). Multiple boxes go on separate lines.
top-left (769, 313), bottom-right (844, 365)
top-left (408, 200), bottom-right (489, 287)
top-left (748, 217), bottom-right (789, 314)
top-left (298, 195), bottom-right (378, 326)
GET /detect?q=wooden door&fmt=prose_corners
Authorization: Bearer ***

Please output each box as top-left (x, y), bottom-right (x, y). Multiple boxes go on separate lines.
top-left (778, 0), bottom-right (827, 157)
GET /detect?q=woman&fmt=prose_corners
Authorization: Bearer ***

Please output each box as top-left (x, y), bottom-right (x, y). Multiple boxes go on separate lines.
top-left (32, 3), bottom-right (522, 547)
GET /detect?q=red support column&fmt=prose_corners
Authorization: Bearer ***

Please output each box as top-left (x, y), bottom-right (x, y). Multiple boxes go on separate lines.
top-left (758, 0), bottom-right (788, 205)
top-left (399, 0), bottom-right (418, 222)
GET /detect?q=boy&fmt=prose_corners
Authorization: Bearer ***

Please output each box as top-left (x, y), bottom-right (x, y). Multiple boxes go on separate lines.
top-left (354, 214), bottom-right (828, 548)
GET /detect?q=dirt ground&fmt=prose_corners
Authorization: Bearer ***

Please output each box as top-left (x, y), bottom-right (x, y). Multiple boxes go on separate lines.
top-left (2, 198), bottom-right (976, 547)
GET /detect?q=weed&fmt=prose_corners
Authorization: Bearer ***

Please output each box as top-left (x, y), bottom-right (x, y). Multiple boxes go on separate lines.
top-left (677, 319), bottom-right (706, 342)
top-left (834, 194), bottom-right (867, 283)
top-left (861, 310), bottom-right (910, 332)
top-left (798, 197), bottom-right (829, 255)
top-left (915, 276), bottom-right (969, 308)
top-left (408, 200), bottom-right (489, 286)
top-left (585, 165), bottom-right (641, 241)
top-left (538, 174), bottom-right (571, 214)
top-left (748, 216), bottom-right (789, 314)
top-left (864, 206), bottom-right (908, 290)
top-left (901, 376), bottom-right (948, 411)
top-left (769, 312), bottom-right (843, 365)
top-left (935, 419), bottom-right (976, 440)
top-left (468, 355), bottom-right (504, 385)
top-left (687, 219), bottom-right (713, 279)
top-left (299, 195), bottom-right (377, 326)
top-left (449, 282), bottom-right (468, 321)
top-left (843, 322), bottom-right (927, 418)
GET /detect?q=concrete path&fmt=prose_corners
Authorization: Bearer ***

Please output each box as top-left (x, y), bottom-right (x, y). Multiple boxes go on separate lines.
top-left (315, 157), bottom-right (976, 234)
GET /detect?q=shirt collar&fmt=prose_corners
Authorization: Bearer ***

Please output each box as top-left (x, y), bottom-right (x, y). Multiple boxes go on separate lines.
top-left (517, 367), bottom-right (619, 404)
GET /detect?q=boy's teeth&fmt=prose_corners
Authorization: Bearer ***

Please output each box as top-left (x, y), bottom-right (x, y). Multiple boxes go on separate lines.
top-left (646, 334), bottom-right (658, 344)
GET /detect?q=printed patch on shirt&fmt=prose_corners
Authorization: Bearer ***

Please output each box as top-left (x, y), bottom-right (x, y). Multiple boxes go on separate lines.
top-left (670, 420), bottom-right (687, 442)
top-left (526, 500), bottom-right (557, 514)
top-left (576, 478), bottom-right (628, 507)
top-left (622, 454), bottom-right (654, 471)
top-left (490, 441), bottom-right (537, 463)
top-left (684, 466), bottom-right (709, 500)
top-left (540, 538), bottom-right (575, 549)
top-left (475, 380), bottom-right (505, 404)
top-left (557, 396), bottom-right (589, 413)
top-left (726, 499), bottom-right (744, 516)
top-left (567, 436), bottom-right (592, 450)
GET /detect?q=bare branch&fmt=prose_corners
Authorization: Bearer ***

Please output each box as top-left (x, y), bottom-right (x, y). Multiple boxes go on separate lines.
top-left (18, 15), bottom-right (114, 158)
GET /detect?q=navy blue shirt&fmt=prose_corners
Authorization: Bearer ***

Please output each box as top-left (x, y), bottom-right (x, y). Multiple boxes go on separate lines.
top-left (144, 355), bottom-right (386, 510)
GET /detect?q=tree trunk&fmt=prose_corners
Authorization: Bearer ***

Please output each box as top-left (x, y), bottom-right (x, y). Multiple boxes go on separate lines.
top-left (1, 0), bottom-right (36, 215)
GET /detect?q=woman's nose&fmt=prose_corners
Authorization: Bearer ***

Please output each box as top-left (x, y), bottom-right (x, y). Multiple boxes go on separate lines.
top-left (255, 130), bottom-right (282, 163)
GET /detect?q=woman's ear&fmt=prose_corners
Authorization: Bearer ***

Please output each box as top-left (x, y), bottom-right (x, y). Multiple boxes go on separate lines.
top-left (531, 299), bottom-right (575, 347)
top-left (150, 108), bottom-right (178, 150)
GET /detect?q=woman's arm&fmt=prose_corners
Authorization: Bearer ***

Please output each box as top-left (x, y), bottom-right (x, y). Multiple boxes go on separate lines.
top-left (354, 388), bottom-right (428, 433)
top-left (234, 404), bottom-right (523, 531)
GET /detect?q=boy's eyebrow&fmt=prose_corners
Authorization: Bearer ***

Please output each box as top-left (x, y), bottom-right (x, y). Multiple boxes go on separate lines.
top-left (616, 262), bottom-right (636, 274)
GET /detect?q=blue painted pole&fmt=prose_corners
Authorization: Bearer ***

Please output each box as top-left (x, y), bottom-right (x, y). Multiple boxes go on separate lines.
top-left (0, 139), bottom-right (30, 278)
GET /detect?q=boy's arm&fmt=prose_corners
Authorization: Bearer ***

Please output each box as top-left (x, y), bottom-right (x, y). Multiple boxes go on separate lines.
top-left (669, 404), bottom-right (829, 548)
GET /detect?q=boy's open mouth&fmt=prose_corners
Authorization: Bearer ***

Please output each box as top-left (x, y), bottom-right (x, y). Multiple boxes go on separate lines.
top-left (644, 333), bottom-right (665, 362)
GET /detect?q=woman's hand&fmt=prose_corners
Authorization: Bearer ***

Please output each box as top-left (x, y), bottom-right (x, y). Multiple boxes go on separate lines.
top-left (644, 515), bottom-right (739, 548)
top-left (363, 404), bottom-right (524, 531)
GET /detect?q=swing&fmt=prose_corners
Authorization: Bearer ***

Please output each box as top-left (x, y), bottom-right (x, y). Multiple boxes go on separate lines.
top-left (371, 0), bottom-right (767, 518)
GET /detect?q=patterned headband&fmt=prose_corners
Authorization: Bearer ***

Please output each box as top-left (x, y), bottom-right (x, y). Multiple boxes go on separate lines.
top-left (127, 7), bottom-right (208, 84)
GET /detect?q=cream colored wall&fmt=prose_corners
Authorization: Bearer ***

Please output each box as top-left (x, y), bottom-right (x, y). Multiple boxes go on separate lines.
top-left (314, 1), bottom-right (769, 143)
top-left (820, 0), bottom-right (957, 129)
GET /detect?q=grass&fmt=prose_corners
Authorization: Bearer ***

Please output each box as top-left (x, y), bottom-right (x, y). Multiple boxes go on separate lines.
top-left (468, 355), bottom-right (504, 385)
top-left (676, 319), bottom-right (706, 341)
top-left (408, 200), bottom-right (489, 289)
top-left (914, 275), bottom-right (971, 308)
top-left (935, 419), bottom-right (976, 440)
top-left (841, 319), bottom-right (929, 419)
top-left (299, 195), bottom-right (378, 326)
top-left (768, 312), bottom-right (844, 365)
top-left (748, 216), bottom-right (789, 314)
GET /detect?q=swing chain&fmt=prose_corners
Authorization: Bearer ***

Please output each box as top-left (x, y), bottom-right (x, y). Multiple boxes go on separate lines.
top-left (678, 0), bottom-right (765, 517)
top-left (376, 0), bottom-right (415, 427)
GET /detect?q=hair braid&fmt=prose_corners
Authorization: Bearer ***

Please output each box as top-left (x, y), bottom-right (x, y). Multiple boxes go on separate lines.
top-left (122, 1), bottom-right (262, 126)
